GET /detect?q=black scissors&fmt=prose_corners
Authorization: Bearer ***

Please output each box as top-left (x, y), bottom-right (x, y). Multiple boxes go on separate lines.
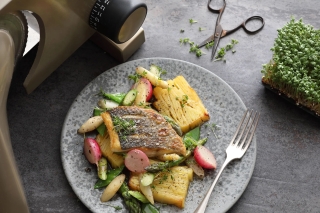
top-left (198, 0), bottom-right (265, 60)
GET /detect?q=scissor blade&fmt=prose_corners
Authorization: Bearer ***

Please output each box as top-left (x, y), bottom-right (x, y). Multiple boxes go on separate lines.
top-left (198, 35), bottom-right (215, 48)
top-left (211, 24), bottom-right (223, 60)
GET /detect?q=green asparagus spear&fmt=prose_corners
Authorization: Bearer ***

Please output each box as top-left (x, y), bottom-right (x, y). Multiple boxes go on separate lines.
top-left (119, 182), bottom-right (143, 213)
top-left (144, 151), bottom-right (191, 173)
top-left (142, 203), bottom-right (160, 213)
top-left (163, 115), bottom-right (183, 136)
top-left (183, 137), bottom-right (207, 151)
top-left (95, 165), bottom-right (159, 213)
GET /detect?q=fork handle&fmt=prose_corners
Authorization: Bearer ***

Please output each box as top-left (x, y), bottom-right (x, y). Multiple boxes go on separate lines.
top-left (193, 156), bottom-right (233, 213)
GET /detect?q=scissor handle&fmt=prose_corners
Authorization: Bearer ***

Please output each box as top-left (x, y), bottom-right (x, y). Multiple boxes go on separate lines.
top-left (207, 0), bottom-right (226, 25)
top-left (242, 16), bottom-right (265, 33)
top-left (225, 15), bottom-right (265, 35)
top-left (207, 0), bottom-right (226, 12)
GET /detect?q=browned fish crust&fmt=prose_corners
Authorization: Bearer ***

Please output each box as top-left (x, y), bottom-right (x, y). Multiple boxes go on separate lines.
top-left (101, 106), bottom-right (186, 157)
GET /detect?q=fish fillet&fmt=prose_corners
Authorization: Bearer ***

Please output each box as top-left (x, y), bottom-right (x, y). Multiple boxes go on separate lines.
top-left (101, 106), bottom-right (186, 157)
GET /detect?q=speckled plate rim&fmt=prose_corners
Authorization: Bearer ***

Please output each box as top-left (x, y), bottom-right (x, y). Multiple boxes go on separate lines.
top-left (61, 57), bottom-right (257, 213)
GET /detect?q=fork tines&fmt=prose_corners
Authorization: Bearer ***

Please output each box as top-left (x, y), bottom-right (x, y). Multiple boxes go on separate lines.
top-left (231, 109), bottom-right (260, 151)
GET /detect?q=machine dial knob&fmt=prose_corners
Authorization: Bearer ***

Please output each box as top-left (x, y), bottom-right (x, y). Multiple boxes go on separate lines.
top-left (89, 0), bottom-right (147, 44)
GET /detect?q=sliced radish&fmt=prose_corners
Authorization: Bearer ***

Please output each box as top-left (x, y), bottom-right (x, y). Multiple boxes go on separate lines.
top-left (133, 78), bottom-right (153, 104)
top-left (136, 66), bottom-right (168, 89)
top-left (125, 149), bottom-right (150, 173)
top-left (83, 137), bottom-right (102, 166)
top-left (186, 156), bottom-right (205, 178)
top-left (194, 145), bottom-right (217, 169)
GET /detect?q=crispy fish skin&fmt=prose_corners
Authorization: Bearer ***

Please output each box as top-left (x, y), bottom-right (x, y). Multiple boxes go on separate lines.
top-left (101, 106), bottom-right (186, 157)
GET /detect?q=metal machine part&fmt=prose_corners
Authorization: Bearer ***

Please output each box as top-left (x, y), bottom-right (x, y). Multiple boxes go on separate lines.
top-left (0, 11), bottom-right (28, 64)
top-left (0, 11), bottom-right (29, 213)
top-left (89, 0), bottom-right (147, 43)
top-left (0, 0), bottom-right (146, 93)
top-left (0, 2), bottom-right (146, 212)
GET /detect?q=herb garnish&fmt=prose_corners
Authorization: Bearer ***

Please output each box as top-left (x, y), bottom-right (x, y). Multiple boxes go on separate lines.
top-left (210, 123), bottom-right (221, 139)
top-left (205, 41), bottom-right (214, 49)
top-left (128, 74), bottom-right (140, 83)
top-left (112, 116), bottom-right (136, 141)
top-left (154, 65), bottom-right (167, 77)
top-left (179, 38), bottom-right (190, 45)
top-left (189, 42), bottom-right (203, 57)
top-left (214, 39), bottom-right (239, 62)
top-left (100, 204), bottom-right (122, 211)
top-left (180, 38), bottom-right (204, 57)
top-left (189, 18), bottom-right (197, 24)
top-left (181, 94), bottom-right (189, 107)
top-left (176, 95), bottom-right (189, 107)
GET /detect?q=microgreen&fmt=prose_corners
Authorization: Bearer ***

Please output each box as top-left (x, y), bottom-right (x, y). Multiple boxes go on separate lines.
top-left (189, 42), bottom-right (204, 57)
top-left (154, 65), bottom-right (167, 77)
top-left (181, 94), bottom-right (189, 107)
top-left (261, 18), bottom-right (320, 111)
top-left (189, 18), bottom-right (197, 24)
top-left (205, 41), bottom-right (214, 49)
top-left (210, 123), bottom-right (221, 139)
top-left (128, 74), bottom-right (140, 83)
top-left (214, 47), bottom-right (226, 61)
top-left (179, 38), bottom-right (191, 45)
top-left (214, 39), bottom-right (239, 62)
top-left (112, 116), bottom-right (136, 141)
top-left (100, 204), bottom-right (122, 211)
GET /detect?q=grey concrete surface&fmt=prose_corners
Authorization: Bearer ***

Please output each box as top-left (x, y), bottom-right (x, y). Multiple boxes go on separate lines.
top-left (7, 0), bottom-right (320, 212)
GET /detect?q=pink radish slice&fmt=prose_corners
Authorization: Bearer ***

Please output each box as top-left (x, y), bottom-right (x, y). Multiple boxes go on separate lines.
top-left (83, 137), bottom-right (102, 165)
top-left (125, 149), bottom-right (150, 173)
top-left (133, 78), bottom-right (153, 102)
top-left (194, 145), bottom-right (217, 169)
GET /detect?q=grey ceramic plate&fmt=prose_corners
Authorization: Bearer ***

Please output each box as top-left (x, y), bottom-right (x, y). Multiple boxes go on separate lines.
top-left (61, 57), bottom-right (256, 213)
